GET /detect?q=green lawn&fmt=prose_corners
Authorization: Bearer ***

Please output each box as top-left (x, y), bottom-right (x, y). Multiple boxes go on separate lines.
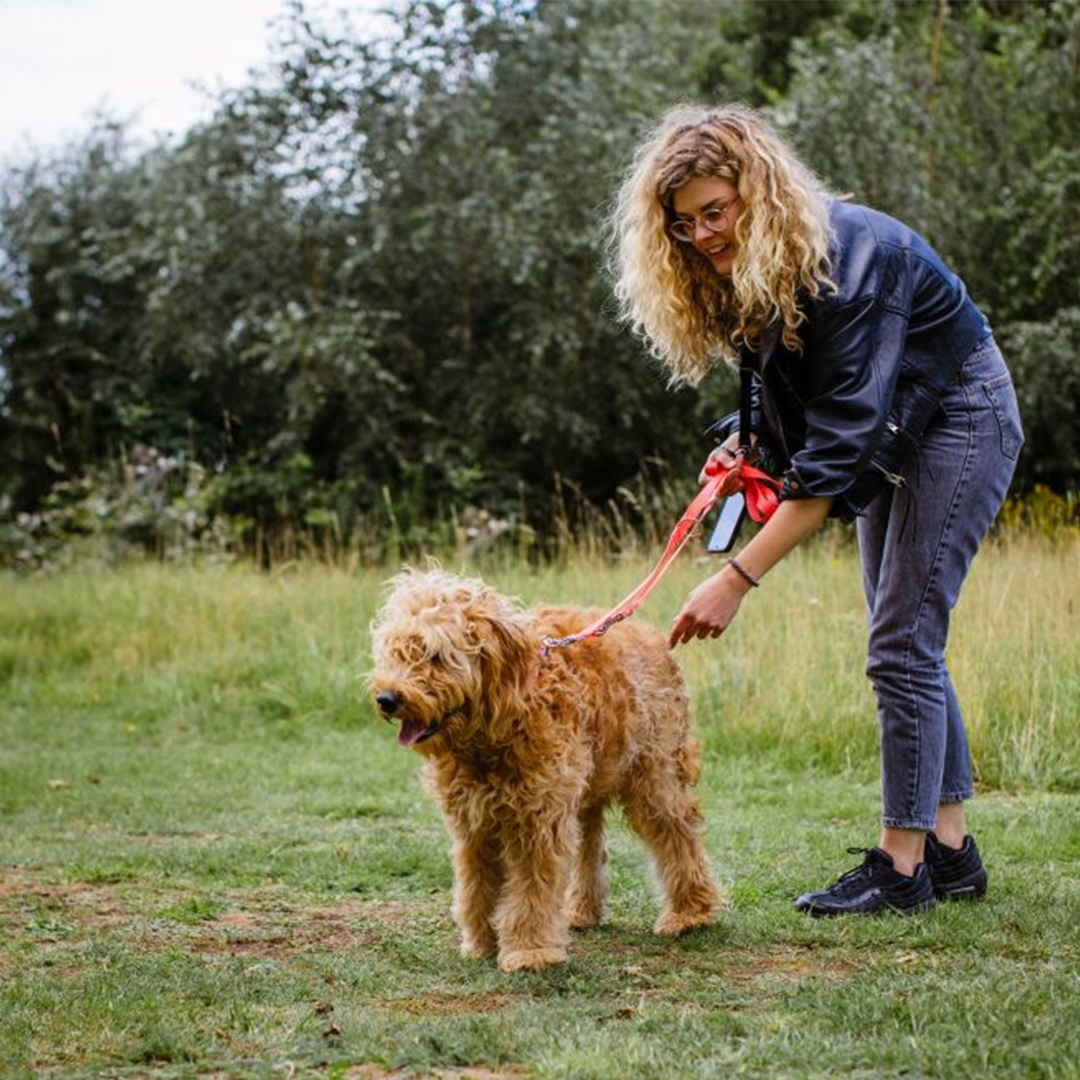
top-left (2, 545), bottom-right (1079, 1079)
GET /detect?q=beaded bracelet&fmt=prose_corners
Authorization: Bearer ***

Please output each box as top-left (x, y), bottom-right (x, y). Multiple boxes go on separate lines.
top-left (728, 556), bottom-right (760, 588)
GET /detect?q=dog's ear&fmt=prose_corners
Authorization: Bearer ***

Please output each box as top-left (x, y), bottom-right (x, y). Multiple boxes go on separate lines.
top-left (470, 596), bottom-right (534, 723)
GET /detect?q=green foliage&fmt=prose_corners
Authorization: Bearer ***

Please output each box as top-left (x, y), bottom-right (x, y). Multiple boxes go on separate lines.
top-left (1, 0), bottom-right (1077, 561)
top-left (998, 307), bottom-right (1080, 490)
top-left (1000, 483), bottom-right (1080, 536)
top-left (694, 0), bottom-right (856, 105)
top-left (0, 0), bottom-right (727, 553)
top-left (769, 0), bottom-right (1080, 329)
top-left (0, 447), bottom-right (234, 570)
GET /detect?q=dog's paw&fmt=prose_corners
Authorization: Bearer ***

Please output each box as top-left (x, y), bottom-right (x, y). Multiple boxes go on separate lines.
top-left (568, 912), bottom-right (602, 930)
top-left (653, 906), bottom-right (719, 937)
top-left (497, 946), bottom-right (567, 972)
top-left (567, 903), bottom-right (603, 930)
top-left (460, 935), bottom-right (497, 959)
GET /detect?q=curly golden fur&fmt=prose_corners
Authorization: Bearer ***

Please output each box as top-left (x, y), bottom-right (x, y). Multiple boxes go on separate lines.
top-left (369, 567), bottom-right (721, 972)
top-left (608, 103), bottom-right (835, 385)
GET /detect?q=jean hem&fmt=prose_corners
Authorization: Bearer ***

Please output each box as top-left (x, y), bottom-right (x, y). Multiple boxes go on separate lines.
top-left (939, 791), bottom-right (973, 804)
top-left (882, 817), bottom-right (938, 831)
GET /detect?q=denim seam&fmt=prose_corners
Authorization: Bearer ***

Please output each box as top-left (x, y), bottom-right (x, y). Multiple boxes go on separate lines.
top-left (897, 359), bottom-right (978, 826)
top-left (939, 789), bottom-right (974, 804)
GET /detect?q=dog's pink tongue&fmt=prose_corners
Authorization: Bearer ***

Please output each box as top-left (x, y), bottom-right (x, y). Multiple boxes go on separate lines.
top-left (397, 718), bottom-right (429, 747)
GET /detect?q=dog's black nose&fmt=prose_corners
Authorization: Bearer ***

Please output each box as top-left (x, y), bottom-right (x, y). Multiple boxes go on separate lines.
top-left (375, 690), bottom-right (401, 716)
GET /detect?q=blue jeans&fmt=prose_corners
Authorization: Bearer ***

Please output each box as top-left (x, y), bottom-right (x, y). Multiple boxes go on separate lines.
top-left (857, 337), bottom-right (1023, 830)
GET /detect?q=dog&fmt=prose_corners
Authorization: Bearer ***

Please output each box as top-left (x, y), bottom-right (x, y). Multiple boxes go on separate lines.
top-left (369, 567), bottom-right (721, 971)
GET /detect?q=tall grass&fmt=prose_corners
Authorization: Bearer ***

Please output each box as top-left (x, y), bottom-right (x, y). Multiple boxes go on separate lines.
top-left (2, 529), bottom-right (1077, 793)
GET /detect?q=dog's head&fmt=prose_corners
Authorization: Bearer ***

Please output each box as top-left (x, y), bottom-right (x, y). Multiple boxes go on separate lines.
top-left (368, 566), bottom-right (534, 754)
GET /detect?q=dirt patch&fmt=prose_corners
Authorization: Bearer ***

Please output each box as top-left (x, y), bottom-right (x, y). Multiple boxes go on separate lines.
top-left (0, 868), bottom-right (131, 934)
top-left (0, 871), bottom-right (397, 962)
top-left (733, 945), bottom-right (860, 982)
top-left (189, 901), bottom-right (381, 959)
top-left (215, 910), bottom-right (260, 929)
top-left (376, 991), bottom-right (526, 1016)
top-left (0, 869), bottom-right (75, 906)
top-left (572, 934), bottom-right (649, 959)
top-left (0, 869), bottom-right (38, 900)
top-left (358, 899), bottom-right (440, 928)
top-left (308, 903), bottom-right (378, 949)
top-left (339, 1068), bottom-right (525, 1080)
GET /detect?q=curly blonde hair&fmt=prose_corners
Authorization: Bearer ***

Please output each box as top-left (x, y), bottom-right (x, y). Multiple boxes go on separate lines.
top-left (608, 104), bottom-right (835, 386)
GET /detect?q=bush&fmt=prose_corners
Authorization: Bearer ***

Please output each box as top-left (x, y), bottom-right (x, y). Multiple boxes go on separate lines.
top-left (0, 447), bottom-right (234, 570)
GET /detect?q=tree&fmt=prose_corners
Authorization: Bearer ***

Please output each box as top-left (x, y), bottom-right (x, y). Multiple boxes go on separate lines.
top-left (3, 0), bottom-right (1076, 559)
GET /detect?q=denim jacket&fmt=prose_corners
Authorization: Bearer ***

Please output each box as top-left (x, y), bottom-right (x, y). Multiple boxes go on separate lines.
top-left (718, 200), bottom-right (990, 521)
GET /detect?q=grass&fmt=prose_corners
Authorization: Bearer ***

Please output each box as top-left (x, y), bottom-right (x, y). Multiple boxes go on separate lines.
top-left (2, 534), bottom-right (1080, 1079)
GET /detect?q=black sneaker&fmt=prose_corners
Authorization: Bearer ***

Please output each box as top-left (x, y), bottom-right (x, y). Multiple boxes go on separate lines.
top-left (794, 847), bottom-right (936, 917)
top-left (925, 833), bottom-right (988, 900)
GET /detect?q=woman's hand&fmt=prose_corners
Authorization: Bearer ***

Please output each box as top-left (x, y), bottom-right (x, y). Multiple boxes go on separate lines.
top-left (699, 431), bottom-right (758, 493)
top-left (667, 496), bottom-right (834, 651)
top-left (668, 567), bottom-right (752, 648)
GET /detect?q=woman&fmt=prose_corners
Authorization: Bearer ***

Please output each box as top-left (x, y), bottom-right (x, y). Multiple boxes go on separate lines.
top-left (609, 104), bottom-right (1023, 916)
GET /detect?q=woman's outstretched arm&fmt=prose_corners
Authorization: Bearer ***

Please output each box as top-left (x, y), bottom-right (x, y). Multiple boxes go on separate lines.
top-left (668, 495), bottom-right (834, 648)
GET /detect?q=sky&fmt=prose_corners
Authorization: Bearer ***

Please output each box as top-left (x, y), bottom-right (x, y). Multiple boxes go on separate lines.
top-left (0, 0), bottom-right (384, 162)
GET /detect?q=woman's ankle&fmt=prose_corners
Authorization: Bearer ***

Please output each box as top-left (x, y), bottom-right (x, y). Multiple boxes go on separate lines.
top-left (934, 803), bottom-right (968, 850)
top-left (878, 828), bottom-right (927, 877)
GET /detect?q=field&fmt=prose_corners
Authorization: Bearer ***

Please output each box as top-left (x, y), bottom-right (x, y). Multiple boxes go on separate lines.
top-left (2, 534), bottom-right (1080, 1079)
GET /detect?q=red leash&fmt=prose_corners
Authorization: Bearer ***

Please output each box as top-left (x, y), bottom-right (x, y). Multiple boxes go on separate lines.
top-left (540, 459), bottom-right (782, 654)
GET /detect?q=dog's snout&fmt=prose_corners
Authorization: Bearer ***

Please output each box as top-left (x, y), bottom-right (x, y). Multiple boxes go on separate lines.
top-left (375, 690), bottom-right (402, 716)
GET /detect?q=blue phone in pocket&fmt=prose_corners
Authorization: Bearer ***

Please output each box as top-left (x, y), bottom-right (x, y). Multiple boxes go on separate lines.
top-left (706, 492), bottom-right (747, 553)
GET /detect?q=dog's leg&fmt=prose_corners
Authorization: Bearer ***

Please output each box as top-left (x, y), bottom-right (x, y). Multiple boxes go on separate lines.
top-left (567, 803), bottom-right (608, 929)
top-left (451, 831), bottom-right (503, 959)
top-left (623, 760), bottom-right (721, 936)
top-left (493, 809), bottom-right (578, 972)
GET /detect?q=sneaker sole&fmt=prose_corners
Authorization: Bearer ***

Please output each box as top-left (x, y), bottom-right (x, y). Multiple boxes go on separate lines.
top-left (800, 894), bottom-right (936, 918)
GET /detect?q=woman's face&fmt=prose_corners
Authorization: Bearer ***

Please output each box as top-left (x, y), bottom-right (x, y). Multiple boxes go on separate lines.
top-left (671, 176), bottom-right (743, 277)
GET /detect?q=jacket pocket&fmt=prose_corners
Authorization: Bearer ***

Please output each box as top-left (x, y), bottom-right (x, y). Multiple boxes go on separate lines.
top-left (870, 386), bottom-right (941, 480)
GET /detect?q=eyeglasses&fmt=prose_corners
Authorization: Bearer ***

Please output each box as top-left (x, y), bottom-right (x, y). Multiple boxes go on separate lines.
top-left (668, 198), bottom-right (740, 243)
